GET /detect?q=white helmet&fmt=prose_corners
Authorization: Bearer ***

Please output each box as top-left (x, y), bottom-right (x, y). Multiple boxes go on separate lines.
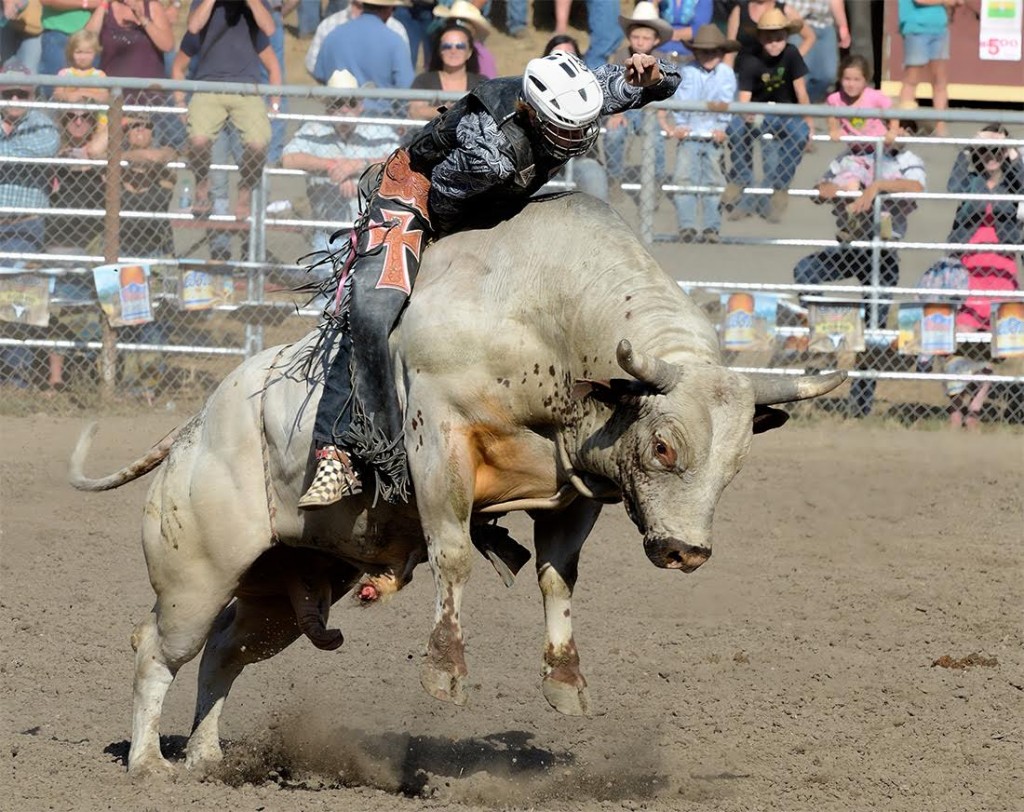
top-left (522, 52), bottom-right (603, 160)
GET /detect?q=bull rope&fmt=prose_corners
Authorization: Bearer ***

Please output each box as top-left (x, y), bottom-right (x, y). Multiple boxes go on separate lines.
top-left (259, 344), bottom-right (290, 544)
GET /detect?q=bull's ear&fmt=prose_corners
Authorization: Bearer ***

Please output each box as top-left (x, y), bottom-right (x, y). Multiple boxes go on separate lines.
top-left (572, 378), bottom-right (649, 405)
top-left (753, 404), bottom-right (789, 434)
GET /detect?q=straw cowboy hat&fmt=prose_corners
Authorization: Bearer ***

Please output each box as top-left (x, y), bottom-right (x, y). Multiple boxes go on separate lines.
top-left (683, 24), bottom-right (741, 53)
top-left (360, 0), bottom-right (411, 7)
top-left (618, 1), bottom-right (673, 42)
top-left (433, 0), bottom-right (493, 41)
top-left (756, 7), bottom-right (803, 35)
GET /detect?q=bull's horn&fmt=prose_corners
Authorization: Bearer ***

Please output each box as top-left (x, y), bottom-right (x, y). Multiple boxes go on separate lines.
top-left (748, 370), bottom-right (848, 405)
top-left (616, 339), bottom-right (680, 394)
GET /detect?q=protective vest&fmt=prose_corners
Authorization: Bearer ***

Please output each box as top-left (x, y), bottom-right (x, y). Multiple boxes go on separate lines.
top-left (407, 77), bottom-right (563, 209)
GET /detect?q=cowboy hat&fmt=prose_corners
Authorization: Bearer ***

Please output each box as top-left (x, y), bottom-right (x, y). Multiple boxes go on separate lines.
top-left (359, 0), bottom-right (411, 7)
top-left (618, 1), bottom-right (673, 43)
top-left (433, 0), bottom-right (493, 41)
top-left (327, 69), bottom-right (359, 91)
top-left (683, 24), bottom-right (740, 53)
top-left (756, 7), bottom-right (803, 35)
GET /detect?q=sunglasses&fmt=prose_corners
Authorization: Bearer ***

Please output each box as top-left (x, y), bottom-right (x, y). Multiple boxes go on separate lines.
top-left (63, 111), bottom-right (95, 124)
top-left (0, 88), bottom-right (29, 100)
top-left (440, 42), bottom-right (469, 51)
top-left (123, 120), bottom-right (154, 131)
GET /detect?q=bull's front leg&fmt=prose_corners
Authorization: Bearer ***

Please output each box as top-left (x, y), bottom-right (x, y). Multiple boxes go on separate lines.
top-left (407, 409), bottom-right (476, 706)
top-left (532, 497), bottom-right (602, 716)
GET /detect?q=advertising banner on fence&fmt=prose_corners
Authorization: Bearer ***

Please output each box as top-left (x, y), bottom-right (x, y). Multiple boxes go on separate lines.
top-left (991, 300), bottom-right (1024, 357)
top-left (806, 298), bottom-right (865, 353)
top-left (898, 302), bottom-right (957, 355)
top-left (720, 292), bottom-right (778, 351)
top-left (979, 0), bottom-right (1023, 61)
top-left (179, 268), bottom-right (234, 311)
top-left (0, 272), bottom-right (51, 327)
top-left (93, 264), bottom-right (153, 326)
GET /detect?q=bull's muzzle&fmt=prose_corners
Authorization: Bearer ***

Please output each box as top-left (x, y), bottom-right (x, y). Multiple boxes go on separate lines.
top-left (643, 536), bottom-right (711, 572)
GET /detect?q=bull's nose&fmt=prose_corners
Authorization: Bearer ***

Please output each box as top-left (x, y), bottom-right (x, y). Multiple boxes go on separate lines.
top-left (644, 536), bottom-right (711, 572)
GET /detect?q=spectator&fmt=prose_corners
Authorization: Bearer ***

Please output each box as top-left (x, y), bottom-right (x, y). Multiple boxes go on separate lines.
top-left (726, 0), bottom-right (815, 66)
top-left (282, 0), bottom-right (319, 39)
top-left (408, 19), bottom-right (480, 120)
top-left (540, 33), bottom-right (608, 201)
top-left (784, 0), bottom-right (849, 102)
top-left (897, 0), bottom-right (960, 137)
top-left (48, 96), bottom-right (107, 252)
top-left (793, 118), bottom-right (926, 417)
top-left (282, 68), bottom-right (400, 253)
top-left (392, 0), bottom-right (433, 70)
top-left (176, 0), bottom-right (280, 222)
top-left (39, 0), bottom-right (97, 76)
top-left (305, 0), bottom-right (409, 80)
top-left (505, 0), bottom-right (527, 38)
top-left (85, 0), bottom-right (172, 111)
top-left (0, 63), bottom-right (58, 259)
top-left (583, 0), bottom-right (622, 69)
top-left (2, 0), bottom-right (43, 72)
top-left (312, 0), bottom-right (414, 95)
top-left (825, 55), bottom-right (899, 193)
top-left (432, 0), bottom-right (495, 78)
top-left (52, 28), bottom-right (107, 112)
top-left (119, 109), bottom-right (175, 257)
top-left (941, 125), bottom-right (1022, 428)
top-left (604, 2), bottom-right (671, 183)
top-left (723, 7), bottom-right (811, 223)
top-left (655, 0), bottom-right (713, 64)
top-left (658, 24), bottom-right (738, 243)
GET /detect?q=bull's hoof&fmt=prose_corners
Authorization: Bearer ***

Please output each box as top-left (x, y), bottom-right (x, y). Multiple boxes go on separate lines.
top-left (420, 662), bottom-right (468, 706)
top-left (128, 754), bottom-right (177, 781)
top-left (184, 739), bottom-right (223, 772)
top-left (542, 675), bottom-right (591, 717)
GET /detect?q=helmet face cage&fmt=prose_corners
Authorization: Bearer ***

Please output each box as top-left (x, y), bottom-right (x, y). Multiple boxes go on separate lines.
top-left (522, 52), bottom-right (602, 161)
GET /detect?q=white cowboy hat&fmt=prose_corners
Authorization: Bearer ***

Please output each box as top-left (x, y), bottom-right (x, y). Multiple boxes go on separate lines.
top-left (327, 69), bottom-right (359, 90)
top-left (359, 0), bottom-right (411, 7)
top-left (618, 1), bottom-right (673, 43)
top-left (433, 0), bottom-right (493, 41)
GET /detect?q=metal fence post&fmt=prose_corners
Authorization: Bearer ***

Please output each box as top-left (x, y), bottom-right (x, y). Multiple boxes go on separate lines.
top-left (244, 168), bottom-right (268, 358)
top-left (639, 109), bottom-right (658, 245)
top-left (99, 91), bottom-right (124, 395)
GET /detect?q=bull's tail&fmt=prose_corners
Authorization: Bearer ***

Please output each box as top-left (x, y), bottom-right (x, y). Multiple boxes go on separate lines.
top-left (69, 421), bottom-right (180, 492)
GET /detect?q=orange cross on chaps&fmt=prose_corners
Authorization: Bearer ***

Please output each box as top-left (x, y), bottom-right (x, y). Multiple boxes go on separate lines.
top-left (366, 150), bottom-right (432, 295)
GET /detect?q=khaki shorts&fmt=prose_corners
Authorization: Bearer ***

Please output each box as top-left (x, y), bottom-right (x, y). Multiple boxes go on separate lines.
top-left (187, 92), bottom-right (271, 146)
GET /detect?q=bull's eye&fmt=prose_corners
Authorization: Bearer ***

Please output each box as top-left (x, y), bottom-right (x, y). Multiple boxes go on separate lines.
top-left (653, 437), bottom-right (677, 467)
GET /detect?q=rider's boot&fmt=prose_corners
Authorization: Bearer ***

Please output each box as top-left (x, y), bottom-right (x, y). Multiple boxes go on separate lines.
top-left (297, 444), bottom-right (362, 509)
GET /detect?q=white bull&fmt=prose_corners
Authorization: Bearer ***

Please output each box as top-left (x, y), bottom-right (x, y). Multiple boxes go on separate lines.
top-left (70, 194), bottom-right (845, 777)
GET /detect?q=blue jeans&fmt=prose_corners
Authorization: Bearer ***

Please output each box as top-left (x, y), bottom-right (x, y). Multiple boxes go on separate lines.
top-left (727, 113), bottom-right (808, 213)
top-left (1, 27), bottom-right (42, 73)
top-left (210, 125), bottom-right (244, 260)
top-left (794, 245), bottom-right (901, 416)
top-left (506, 0), bottom-right (527, 33)
top-left (673, 139), bottom-right (724, 232)
top-left (39, 29), bottom-right (68, 76)
top-left (393, 4), bottom-right (435, 69)
top-left (604, 108), bottom-right (666, 181)
top-left (584, 0), bottom-right (622, 69)
top-left (299, 0), bottom-right (323, 37)
top-left (567, 156), bottom-right (608, 200)
top-left (264, 10), bottom-right (286, 164)
top-left (792, 25), bottom-right (838, 103)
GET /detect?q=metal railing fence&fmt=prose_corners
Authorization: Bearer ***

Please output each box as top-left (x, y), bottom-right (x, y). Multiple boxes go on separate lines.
top-left (0, 76), bottom-right (1021, 425)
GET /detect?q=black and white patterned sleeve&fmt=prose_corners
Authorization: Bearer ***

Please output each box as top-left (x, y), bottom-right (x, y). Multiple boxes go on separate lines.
top-left (594, 61), bottom-right (682, 116)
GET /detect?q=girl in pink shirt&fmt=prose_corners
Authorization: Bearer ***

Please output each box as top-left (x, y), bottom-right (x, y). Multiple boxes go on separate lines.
top-left (826, 55), bottom-right (900, 190)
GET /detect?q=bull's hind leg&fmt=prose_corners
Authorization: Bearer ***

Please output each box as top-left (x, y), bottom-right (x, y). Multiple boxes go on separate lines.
top-left (186, 561), bottom-right (359, 770)
top-left (533, 498), bottom-right (602, 716)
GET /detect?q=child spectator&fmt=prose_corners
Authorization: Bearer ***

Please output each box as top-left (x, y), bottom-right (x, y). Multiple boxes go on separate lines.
top-left (605, 1), bottom-right (672, 183)
top-left (897, 0), bottom-right (961, 137)
top-left (53, 29), bottom-right (108, 115)
top-left (658, 24), bottom-right (738, 243)
top-left (726, 0), bottom-right (815, 66)
top-left (826, 54), bottom-right (899, 192)
top-left (724, 7), bottom-right (811, 223)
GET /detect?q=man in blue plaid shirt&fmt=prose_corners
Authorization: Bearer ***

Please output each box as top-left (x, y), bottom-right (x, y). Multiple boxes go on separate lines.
top-left (0, 63), bottom-right (60, 258)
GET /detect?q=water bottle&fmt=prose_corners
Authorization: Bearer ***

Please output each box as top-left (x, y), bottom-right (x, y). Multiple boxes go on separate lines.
top-left (178, 183), bottom-right (192, 211)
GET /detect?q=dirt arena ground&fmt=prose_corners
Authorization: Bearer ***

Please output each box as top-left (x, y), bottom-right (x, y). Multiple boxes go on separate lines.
top-left (2, 414), bottom-right (1021, 812)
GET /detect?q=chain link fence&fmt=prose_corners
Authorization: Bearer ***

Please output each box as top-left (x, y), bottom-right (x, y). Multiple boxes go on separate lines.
top-left (1, 75), bottom-right (1022, 426)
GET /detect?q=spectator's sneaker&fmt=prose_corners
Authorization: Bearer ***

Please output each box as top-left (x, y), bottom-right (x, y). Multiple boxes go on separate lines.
top-left (720, 182), bottom-right (742, 208)
top-left (679, 228), bottom-right (698, 243)
top-left (701, 228), bottom-right (720, 244)
top-left (766, 189), bottom-right (789, 223)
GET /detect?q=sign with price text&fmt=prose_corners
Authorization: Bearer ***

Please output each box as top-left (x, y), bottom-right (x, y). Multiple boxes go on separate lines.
top-left (979, 0), bottom-right (1023, 61)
